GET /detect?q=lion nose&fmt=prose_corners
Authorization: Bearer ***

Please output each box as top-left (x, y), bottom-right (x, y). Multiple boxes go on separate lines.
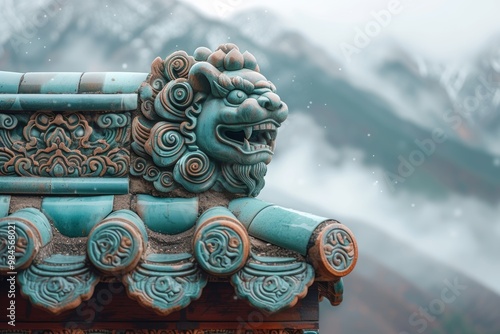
top-left (257, 92), bottom-right (283, 111)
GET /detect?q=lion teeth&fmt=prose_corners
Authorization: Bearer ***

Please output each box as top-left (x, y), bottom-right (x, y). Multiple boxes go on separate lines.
top-left (243, 138), bottom-right (251, 151)
top-left (244, 127), bottom-right (252, 140)
top-left (252, 123), bottom-right (276, 131)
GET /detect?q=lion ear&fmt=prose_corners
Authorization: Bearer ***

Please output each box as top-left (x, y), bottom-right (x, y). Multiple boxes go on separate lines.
top-left (188, 62), bottom-right (222, 96)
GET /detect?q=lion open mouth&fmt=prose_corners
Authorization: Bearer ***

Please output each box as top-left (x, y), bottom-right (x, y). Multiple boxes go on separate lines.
top-left (218, 121), bottom-right (278, 154)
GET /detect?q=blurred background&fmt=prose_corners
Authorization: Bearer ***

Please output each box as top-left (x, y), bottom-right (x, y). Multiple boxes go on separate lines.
top-left (1, 0), bottom-right (499, 333)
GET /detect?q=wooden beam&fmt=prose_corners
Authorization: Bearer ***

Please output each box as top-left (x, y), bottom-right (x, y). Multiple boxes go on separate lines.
top-left (0, 281), bottom-right (319, 331)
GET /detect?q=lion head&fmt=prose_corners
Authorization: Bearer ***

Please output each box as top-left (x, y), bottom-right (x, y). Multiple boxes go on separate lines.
top-left (131, 44), bottom-right (288, 197)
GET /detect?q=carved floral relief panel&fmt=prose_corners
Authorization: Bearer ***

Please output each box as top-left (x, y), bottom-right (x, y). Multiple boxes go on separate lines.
top-left (0, 111), bottom-right (130, 177)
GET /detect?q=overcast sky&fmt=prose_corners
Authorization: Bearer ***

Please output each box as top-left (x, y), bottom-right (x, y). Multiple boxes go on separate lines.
top-left (182, 0), bottom-right (500, 63)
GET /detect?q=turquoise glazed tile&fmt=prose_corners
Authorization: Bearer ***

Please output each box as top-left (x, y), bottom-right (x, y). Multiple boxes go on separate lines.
top-left (79, 72), bottom-right (147, 93)
top-left (230, 198), bottom-right (359, 279)
top-left (308, 223), bottom-right (358, 280)
top-left (228, 197), bottom-right (273, 229)
top-left (193, 207), bottom-right (250, 276)
top-left (88, 210), bottom-right (148, 274)
top-left (19, 72), bottom-right (82, 94)
top-left (42, 196), bottom-right (114, 237)
top-left (0, 195), bottom-right (10, 217)
top-left (322, 278), bottom-right (344, 306)
top-left (18, 254), bottom-right (99, 314)
top-left (231, 253), bottom-right (315, 314)
top-left (229, 197), bottom-right (328, 255)
top-left (136, 194), bottom-right (198, 234)
top-left (0, 93), bottom-right (137, 111)
top-left (123, 253), bottom-right (207, 315)
top-left (0, 208), bottom-right (52, 272)
top-left (0, 177), bottom-right (129, 195)
top-left (0, 71), bottom-right (23, 93)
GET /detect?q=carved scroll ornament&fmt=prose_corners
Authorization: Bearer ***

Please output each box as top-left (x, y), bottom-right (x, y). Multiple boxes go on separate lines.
top-left (131, 44), bottom-right (288, 196)
top-left (0, 111), bottom-right (130, 178)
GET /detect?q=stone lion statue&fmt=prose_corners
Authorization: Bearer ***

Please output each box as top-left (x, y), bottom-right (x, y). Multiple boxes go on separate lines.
top-left (131, 43), bottom-right (288, 197)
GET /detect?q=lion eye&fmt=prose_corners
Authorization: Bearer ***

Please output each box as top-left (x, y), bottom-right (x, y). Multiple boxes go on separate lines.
top-left (226, 90), bottom-right (248, 105)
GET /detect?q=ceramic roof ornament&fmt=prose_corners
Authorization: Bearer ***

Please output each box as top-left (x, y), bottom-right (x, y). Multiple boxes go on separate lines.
top-left (132, 44), bottom-right (288, 196)
top-left (0, 44), bottom-right (358, 320)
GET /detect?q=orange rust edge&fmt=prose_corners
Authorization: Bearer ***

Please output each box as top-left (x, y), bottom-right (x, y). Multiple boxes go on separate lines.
top-left (308, 223), bottom-right (358, 281)
top-left (87, 217), bottom-right (145, 275)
